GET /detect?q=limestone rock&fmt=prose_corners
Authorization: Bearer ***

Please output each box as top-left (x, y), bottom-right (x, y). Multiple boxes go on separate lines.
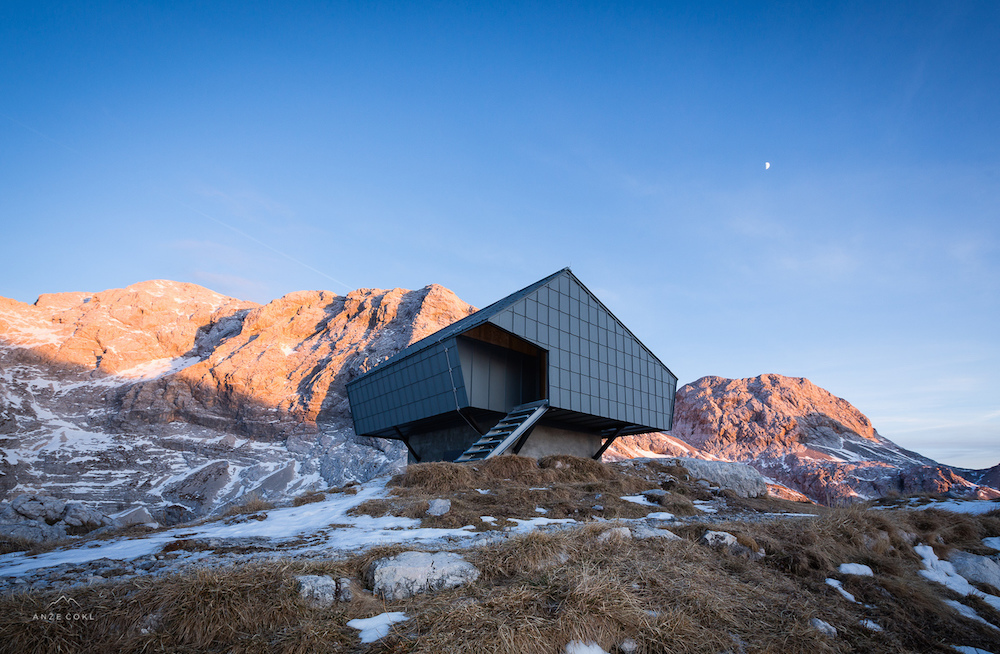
top-left (667, 458), bottom-right (767, 498)
top-left (115, 506), bottom-right (156, 527)
top-left (612, 374), bottom-right (994, 505)
top-left (0, 494), bottom-right (116, 541)
top-left (426, 499), bottom-right (451, 516)
top-left (0, 279), bottom-right (473, 517)
top-left (699, 530), bottom-right (764, 560)
top-left (597, 527), bottom-right (632, 543)
top-left (61, 504), bottom-right (113, 529)
top-left (949, 551), bottom-right (1000, 591)
top-left (12, 494), bottom-right (67, 523)
top-left (366, 551), bottom-right (480, 600)
top-left (295, 575), bottom-right (353, 607)
top-left (700, 531), bottom-right (738, 548)
top-left (631, 524), bottom-right (681, 541)
top-left (0, 521), bottom-right (68, 542)
top-left (810, 618), bottom-right (837, 637)
top-left (162, 461), bottom-right (232, 514)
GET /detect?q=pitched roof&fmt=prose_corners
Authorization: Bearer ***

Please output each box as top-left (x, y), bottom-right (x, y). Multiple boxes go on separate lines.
top-left (384, 267), bottom-right (570, 362)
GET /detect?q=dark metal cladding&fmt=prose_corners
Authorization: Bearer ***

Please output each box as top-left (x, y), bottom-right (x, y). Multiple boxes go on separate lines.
top-left (345, 269), bottom-right (678, 460)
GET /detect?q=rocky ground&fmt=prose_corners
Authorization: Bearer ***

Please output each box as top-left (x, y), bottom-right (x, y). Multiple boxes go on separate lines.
top-left (1, 456), bottom-right (998, 654)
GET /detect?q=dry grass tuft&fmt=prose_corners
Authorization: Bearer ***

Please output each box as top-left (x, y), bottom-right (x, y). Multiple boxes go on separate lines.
top-left (222, 493), bottom-right (274, 517)
top-left (478, 454), bottom-right (553, 484)
top-left (292, 490), bottom-right (327, 507)
top-left (654, 491), bottom-right (700, 516)
top-left (538, 454), bottom-right (614, 481)
top-left (0, 534), bottom-right (37, 555)
top-left (371, 455), bottom-right (664, 528)
top-left (390, 461), bottom-right (477, 493)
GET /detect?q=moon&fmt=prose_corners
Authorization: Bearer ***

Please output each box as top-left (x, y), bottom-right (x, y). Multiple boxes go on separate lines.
top-left (765, 162), bottom-right (771, 170)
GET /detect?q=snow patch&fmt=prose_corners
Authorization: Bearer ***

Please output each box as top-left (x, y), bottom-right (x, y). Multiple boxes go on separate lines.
top-left (915, 544), bottom-right (1000, 612)
top-left (565, 642), bottom-right (610, 654)
top-left (944, 599), bottom-right (999, 630)
top-left (117, 356), bottom-right (202, 381)
top-left (620, 495), bottom-right (656, 506)
top-left (859, 619), bottom-right (882, 632)
top-left (507, 517), bottom-right (575, 530)
top-left (645, 511), bottom-right (674, 520)
top-left (917, 500), bottom-right (1000, 515)
top-left (838, 563), bottom-right (874, 576)
top-left (347, 612), bottom-right (409, 643)
top-left (825, 578), bottom-right (856, 603)
top-left (984, 537), bottom-right (1000, 551)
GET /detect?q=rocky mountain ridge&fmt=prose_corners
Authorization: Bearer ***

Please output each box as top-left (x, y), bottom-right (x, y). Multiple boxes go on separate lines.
top-left (0, 280), bottom-right (475, 526)
top-left (2, 279), bottom-right (995, 533)
top-left (610, 374), bottom-right (999, 504)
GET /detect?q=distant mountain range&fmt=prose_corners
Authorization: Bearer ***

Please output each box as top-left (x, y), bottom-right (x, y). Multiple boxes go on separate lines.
top-left (1, 280), bottom-right (996, 524)
top-left (609, 374), bottom-right (1000, 504)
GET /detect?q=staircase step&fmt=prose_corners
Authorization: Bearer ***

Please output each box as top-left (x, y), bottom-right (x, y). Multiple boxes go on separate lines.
top-left (455, 400), bottom-right (550, 462)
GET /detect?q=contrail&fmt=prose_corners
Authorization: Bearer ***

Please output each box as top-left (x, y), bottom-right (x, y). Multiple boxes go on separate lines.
top-left (0, 112), bottom-right (83, 155)
top-left (1, 112), bottom-right (353, 292)
top-left (169, 198), bottom-right (352, 291)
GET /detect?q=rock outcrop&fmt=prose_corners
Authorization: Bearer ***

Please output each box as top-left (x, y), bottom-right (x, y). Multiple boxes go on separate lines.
top-left (665, 457), bottom-right (768, 498)
top-left (618, 374), bottom-right (997, 505)
top-left (0, 493), bottom-right (115, 542)
top-left (0, 280), bottom-right (475, 524)
top-left (365, 551), bottom-right (480, 600)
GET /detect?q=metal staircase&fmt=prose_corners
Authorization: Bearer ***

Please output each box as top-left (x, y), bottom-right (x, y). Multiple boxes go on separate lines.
top-left (454, 400), bottom-right (549, 462)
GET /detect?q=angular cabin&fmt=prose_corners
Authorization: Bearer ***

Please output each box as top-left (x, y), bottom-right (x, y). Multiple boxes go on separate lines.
top-left (345, 269), bottom-right (678, 463)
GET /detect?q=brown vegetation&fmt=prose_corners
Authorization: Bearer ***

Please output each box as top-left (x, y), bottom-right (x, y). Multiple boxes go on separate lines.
top-left (293, 490), bottom-right (328, 507)
top-left (3, 458), bottom-right (999, 653)
top-left (222, 493), bottom-right (275, 517)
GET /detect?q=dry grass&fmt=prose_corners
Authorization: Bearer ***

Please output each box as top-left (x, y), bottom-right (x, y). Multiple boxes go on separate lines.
top-left (4, 502), bottom-right (1000, 653)
top-left (0, 535), bottom-right (72, 556)
top-left (4, 458), bottom-right (1000, 654)
top-left (368, 455), bottom-right (663, 529)
top-left (293, 490), bottom-right (327, 507)
top-left (0, 534), bottom-right (37, 555)
top-left (222, 493), bottom-right (275, 517)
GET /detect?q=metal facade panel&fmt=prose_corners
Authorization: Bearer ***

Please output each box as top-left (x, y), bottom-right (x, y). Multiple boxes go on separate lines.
top-left (487, 271), bottom-right (678, 431)
top-left (346, 268), bottom-right (678, 436)
top-left (456, 336), bottom-right (539, 414)
top-left (346, 338), bottom-right (468, 435)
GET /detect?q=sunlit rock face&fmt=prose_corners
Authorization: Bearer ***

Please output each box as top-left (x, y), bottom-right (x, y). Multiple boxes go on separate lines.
top-left (2, 280), bottom-right (994, 521)
top-left (616, 374), bottom-right (996, 505)
top-left (0, 281), bottom-right (475, 523)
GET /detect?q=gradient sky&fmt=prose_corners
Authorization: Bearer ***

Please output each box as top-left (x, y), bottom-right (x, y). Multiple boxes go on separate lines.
top-left (2, 2), bottom-right (998, 469)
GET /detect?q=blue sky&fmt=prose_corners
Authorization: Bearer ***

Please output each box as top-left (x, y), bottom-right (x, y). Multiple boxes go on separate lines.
top-left (2, 1), bottom-right (997, 468)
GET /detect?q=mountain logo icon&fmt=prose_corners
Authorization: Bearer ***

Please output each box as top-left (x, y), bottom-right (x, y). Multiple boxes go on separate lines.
top-left (45, 595), bottom-right (83, 610)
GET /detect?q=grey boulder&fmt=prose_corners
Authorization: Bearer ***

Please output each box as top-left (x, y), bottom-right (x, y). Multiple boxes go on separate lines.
top-left (668, 458), bottom-right (767, 498)
top-left (11, 493), bottom-right (67, 523)
top-left (949, 551), bottom-right (1000, 591)
top-left (295, 575), bottom-right (354, 607)
top-left (367, 551), bottom-right (479, 600)
top-left (426, 499), bottom-right (451, 516)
